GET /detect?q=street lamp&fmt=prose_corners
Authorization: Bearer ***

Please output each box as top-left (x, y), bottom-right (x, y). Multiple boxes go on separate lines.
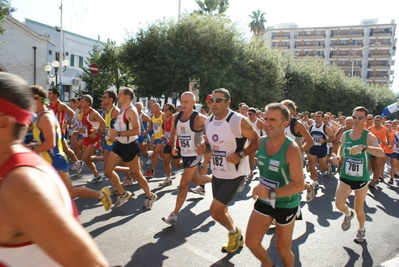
top-left (350, 42), bottom-right (381, 78)
top-left (45, 59), bottom-right (69, 88)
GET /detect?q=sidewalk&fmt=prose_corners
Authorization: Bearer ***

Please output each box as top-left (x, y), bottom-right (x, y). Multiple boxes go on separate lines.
top-left (378, 255), bottom-right (399, 267)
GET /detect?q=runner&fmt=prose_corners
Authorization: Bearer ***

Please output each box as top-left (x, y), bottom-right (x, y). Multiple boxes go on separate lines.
top-left (246, 102), bottom-right (304, 267)
top-left (0, 73), bottom-right (108, 266)
top-left (335, 106), bottom-right (384, 243)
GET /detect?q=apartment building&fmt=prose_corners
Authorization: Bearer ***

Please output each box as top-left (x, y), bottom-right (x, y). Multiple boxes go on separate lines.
top-left (263, 19), bottom-right (396, 87)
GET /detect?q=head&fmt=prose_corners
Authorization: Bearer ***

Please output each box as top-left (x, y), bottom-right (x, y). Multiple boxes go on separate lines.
top-left (304, 111), bottom-right (310, 119)
top-left (393, 119), bottom-right (398, 130)
top-left (281, 100), bottom-right (296, 118)
top-left (373, 115), bottom-right (382, 127)
top-left (0, 73), bottom-right (34, 141)
top-left (255, 109), bottom-right (261, 118)
top-left (200, 106), bottom-right (208, 115)
top-left (135, 102), bottom-right (143, 113)
top-left (176, 105), bottom-right (182, 113)
top-left (339, 116), bottom-right (346, 126)
top-left (248, 107), bottom-right (257, 120)
top-left (383, 116), bottom-right (388, 123)
top-left (30, 85), bottom-right (48, 113)
top-left (338, 111), bottom-right (343, 118)
top-left (76, 97), bottom-right (82, 109)
top-left (263, 103), bottom-right (290, 137)
top-left (240, 104), bottom-right (249, 116)
top-left (352, 106), bottom-right (368, 128)
top-left (210, 88), bottom-right (231, 117)
top-left (48, 87), bottom-right (60, 101)
top-left (102, 90), bottom-right (117, 107)
top-left (366, 114), bottom-right (374, 124)
top-left (180, 91), bottom-right (197, 112)
top-left (310, 112), bottom-right (316, 120)
top-left (117, 87), bottom-right (134, 106)
top-left (69, 98), bottom-right (77, 110)
top-left (315, 111), bottom-right (324, 124)
top-left (384, 120), bottom-right (392, 131)
top-left (345, 117), bottom-right (353, 128)
top-left (163, 103), bottom-right (175, 115)
top-left (323, 114), bottom-right (330, 125)
top-left (151, 103), bottom-right (161, 114)
top-left (148, 98), bottom-right (156, 108)
top-left (80, 94), bottom-right (93, 109)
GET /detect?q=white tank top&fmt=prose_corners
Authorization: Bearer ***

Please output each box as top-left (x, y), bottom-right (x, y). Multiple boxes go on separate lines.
top-left (176, 111), bottom-right (203, 157)
top-left (206, 111), bottom-right (249, 179)
top-left (114, 105), bottom-right (138, 144)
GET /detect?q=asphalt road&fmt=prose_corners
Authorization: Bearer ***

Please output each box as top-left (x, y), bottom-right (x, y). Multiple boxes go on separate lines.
top-left (71, 159), bottom-right (399, 267)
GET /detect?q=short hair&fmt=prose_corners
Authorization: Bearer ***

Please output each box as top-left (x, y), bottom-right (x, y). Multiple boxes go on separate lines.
top-left (105, 90), bottom-right (117, 104)
top-left (81, 94), bottom-right (93, 106)
top-left (120, 87), bottom-right (135, 100)
top-left (353, 106), bottom-right (369, 116)
top-left (31, 85), bottom-right (47, 99)
top-left (374, 115), bottom-right (382, 120)
top-left (0, 73), bottom-right (34, 139)
top-left (212, 88), bottom-right (231, 101)
top-left (281, 99), bottom-right (297, 113)
top-left (164, 103), bottom-right (176, 113)
top-left (265, 103), bottom-right (290, 122)
top-left (49, 87), bottom-right (60, 97)
top-left (316, 111), bottom-right (324, 116)
top-left (238, 102), bottom-right (246, 107)
top-left (69, 98), bottom-right (77, 103)
top-left (248, 107), bottom-right (256, 113)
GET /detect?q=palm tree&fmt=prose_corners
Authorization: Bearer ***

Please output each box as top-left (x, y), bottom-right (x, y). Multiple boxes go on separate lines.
top-left (249, 9), bottom-right (267, 37)
top-left (195, 0), bottom-right (229, 15)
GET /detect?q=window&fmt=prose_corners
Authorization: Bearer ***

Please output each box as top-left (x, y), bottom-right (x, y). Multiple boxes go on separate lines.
top-left (55, 52), bottom-right (60, 61)
top-left (79, 56), bottom-right (84, 68)
top-left (306, 31), bottom-right (311, 35)
top-left (70, 54), bottom-right (75, 66)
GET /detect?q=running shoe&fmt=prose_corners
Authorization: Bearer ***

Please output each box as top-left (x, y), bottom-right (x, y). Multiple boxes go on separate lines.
top-left (237, 178), bottom-right (246, 193)
top-left (145, 159), bottom-right (152, 165)
top-left (394, 174), bottom-right (399, 179)
top-left (247, 172), bottom-right (254, 181)
top-left (369, 180), bottom-right (377, 190)
top-left (143, 193), bottom-right (158, 210)
top-left (122, 177), bottom-right (134, 187)
top-left (109, 187), bottom-right (118, 196)
top-left (87, 175), bottom-right (102, 184)
top-left (162, 212), bottom-right (177, 225)
top-left (388, 178), bottom-right (394, 185)
top-left (222, 226), bottom-right (244, 253)
top-left (190, 185), bottom-right (206, 195)
top-left (75, 160), bottom-right (84, 175)
top-left (114, 191), bottom-right (133, 208)
top-left (306, 182), bottom-right (316, 202)
top-left (341, 210), bottom-right (354, 231)
top-left (99, 187), bottom-right (112, 211)
top-left (159, 179), bottom-right (172, 187)
top-left (327, 164), bottom-right (332, 178)
top-left (144, 169), bottom-right (155, 179)
top-left (354, 228), bottom-right (366, 243)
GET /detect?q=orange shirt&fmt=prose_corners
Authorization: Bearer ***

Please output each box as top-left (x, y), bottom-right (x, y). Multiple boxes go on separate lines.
top-left (384, 131), bottom-right (395, 154)
top-left (368, 126), bottom-right (388, 148)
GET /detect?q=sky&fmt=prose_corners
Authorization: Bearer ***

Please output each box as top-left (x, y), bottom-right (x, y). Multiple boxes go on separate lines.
top-left (9, 0), bottom-right (399, 91)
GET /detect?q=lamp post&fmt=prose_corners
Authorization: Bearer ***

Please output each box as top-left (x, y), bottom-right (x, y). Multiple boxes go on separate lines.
top-left (350, 42), bottom-right (381, 78)
top-left (45, 60), bottom-right (69, 96)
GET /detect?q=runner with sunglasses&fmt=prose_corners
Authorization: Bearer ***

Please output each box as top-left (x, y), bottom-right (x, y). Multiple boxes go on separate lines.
top-left (335, 107), bottom-right (384, 243)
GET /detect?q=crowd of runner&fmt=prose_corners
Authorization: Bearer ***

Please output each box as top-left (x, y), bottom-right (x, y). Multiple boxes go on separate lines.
top-left (0, 71), bottom-right (394, 266)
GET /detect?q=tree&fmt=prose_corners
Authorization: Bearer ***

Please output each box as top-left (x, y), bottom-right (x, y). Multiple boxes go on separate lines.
top-left (119, 14), bottom-right (286, 107)
top-left (249, 9), bottom-right (266, 37)
top-left (80, 40), bottom-right (131, 109)
top-left (0, 0), bottom-right (16, 34)
top-left (194, 0), bottom-right (229, 15)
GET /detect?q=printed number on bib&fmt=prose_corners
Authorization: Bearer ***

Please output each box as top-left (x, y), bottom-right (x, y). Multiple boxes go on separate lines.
top-left (212, 151), bottom-right (227, 171)
top-left (259, 176), bottom-right (279, 209)
top-left (345, 157), bottom-right (363, 177)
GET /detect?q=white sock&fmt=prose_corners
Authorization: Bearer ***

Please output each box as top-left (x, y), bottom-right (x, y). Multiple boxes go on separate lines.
top-left (229, 226), bottom-right (237, 234)
top-left (98, 192), bottom-right (104, 200)
top-left (345, 211), bottom-right (352, 217)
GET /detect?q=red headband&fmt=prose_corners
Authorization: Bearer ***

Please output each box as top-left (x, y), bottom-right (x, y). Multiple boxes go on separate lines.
top-left (0, 97), bottom-right (32, 125)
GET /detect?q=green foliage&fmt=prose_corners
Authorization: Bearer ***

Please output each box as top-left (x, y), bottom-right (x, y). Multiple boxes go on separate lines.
top-left (80, 40), bottom-right (131, 109)
top-left (194, 0), bottom-right (229, 14)
top-left (249, 9), bottom-right (266, 37)
top-left (0, 0), bottom-right (15, 34)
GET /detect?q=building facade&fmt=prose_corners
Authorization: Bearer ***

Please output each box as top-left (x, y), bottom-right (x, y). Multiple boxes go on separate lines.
top-left (24, 19), bottom-right (104, 101)
top-left (0, 16), bottom-right (48, 86)
top-left (263, 19), bottom-right (396, 87)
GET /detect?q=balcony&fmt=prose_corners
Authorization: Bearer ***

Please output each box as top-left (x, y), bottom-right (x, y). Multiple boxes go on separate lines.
top-left (296, 34), bottom-right (325, 39)
top-left (272, 34), bottom-right (290, 40)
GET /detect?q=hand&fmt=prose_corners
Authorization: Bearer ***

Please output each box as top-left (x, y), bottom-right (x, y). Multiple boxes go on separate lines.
top-left (109, 128), bottom-right (118, 142)
top-left (252, 184), bottom-right (269, 200)
top-left (349, 145), bottom-right (363, 155)
top-left (172, 148), bottom-right (178, 157)
top-left (226, 153), bottom-right (241, 164)
top-left (319, 138), bottom-right (325, 144)
top-left (195, 142), bottom-right (206, 155)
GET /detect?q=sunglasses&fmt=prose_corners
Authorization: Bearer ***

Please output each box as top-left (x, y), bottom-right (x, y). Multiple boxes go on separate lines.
top-left (352, 115), bottom-right (366, 120)
top-left (248, 113), bottom-right (254, 115)
top-left (210, 97), bottom-right (228, 103)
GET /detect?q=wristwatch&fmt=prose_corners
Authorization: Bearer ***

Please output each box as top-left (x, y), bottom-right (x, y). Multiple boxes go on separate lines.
top-left (238, 151), bottom-right (245, 159)
top-left (117, 131), bottom-right (121, 137)
top-left (362, 144), bottom-right (367, 151)
top-left (269, 188), bottom-right (277, 199)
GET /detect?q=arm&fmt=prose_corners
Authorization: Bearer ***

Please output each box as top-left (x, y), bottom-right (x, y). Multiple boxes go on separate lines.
top-left (0, 168), bottom-right (108, 266)
top-left (89, 111), bottom-right (106, 138)
top-left (170, 114), bottom-right (178, 156)
top-left (296, 122), bottom-right (314, 152)
top-left (322, 126), bottom-right (336, 144)
top-left (33, 114), bottom-right (57, 153)
top-left (59, 103), bottom-right (75, 124)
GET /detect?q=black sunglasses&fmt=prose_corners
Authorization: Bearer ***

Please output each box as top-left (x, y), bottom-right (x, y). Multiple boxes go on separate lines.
top-left (210, 97), bottom-right (228, 103)
top-left (352, 115), bottom-right (366, 120)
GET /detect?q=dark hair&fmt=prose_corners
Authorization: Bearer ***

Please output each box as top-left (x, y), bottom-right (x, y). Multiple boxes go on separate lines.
top-left (353, 106), bottom-right (369, 116)
top-left (164, 103), bottom-right (176, 113)
top-left (49, 87), bottom-right (60, 97)
top-left (30, 85), bottom-right (47, 99)
top-left (0, 73), bottom-right (34, 139)
top-left (212, 88), bottom-right (231, 101)
top-left (265, 103), bottom-right (290, 122)
top-left (105, 90), bottom-right (117, 104)
top-left (121, 87), bottom-right (134, 100)
top-left (69, 98), bottom-right (77, 103)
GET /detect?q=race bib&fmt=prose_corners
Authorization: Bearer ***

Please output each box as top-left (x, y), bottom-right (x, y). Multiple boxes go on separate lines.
top-left (212, 151), bottom-right (227, 172)
top-left (345, 157), bottom-right (363, 177)
top-left (82, 125), bottom-right (88, 137)
top-left (178, 135), bottom-right (192, 153)
top-left (259, 176), bottom-right (279, 209)
top-left (313, 134), bottom-right (323, 146)
top-left (154, 123), bottom-right (161, 133)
